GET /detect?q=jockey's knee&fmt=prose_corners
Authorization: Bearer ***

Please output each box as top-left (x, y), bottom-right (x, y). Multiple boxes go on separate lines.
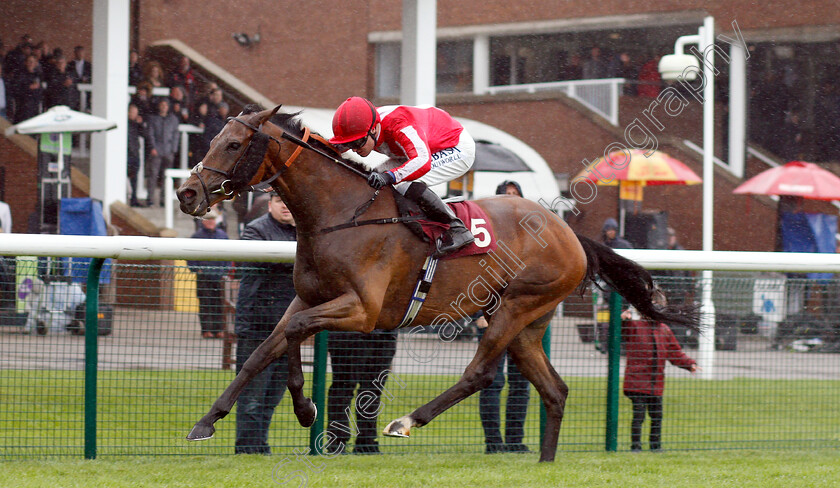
top-left (404, 181), bottom-right (427, 200)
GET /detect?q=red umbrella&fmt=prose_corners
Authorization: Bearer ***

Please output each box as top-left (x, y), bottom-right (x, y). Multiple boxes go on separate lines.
top-left (733, 161), bottom-right (840, 201)
top-left (576, 150), bottom-right (702, 186)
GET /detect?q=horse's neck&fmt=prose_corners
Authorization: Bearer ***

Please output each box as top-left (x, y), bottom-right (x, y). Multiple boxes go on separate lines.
top-left (275, 148), bottom-right (378, 235)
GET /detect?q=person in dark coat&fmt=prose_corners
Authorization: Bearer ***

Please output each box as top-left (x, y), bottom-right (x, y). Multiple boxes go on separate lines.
top-left (621, 306), bottom-right (698, 451)
top-left (12, 54), bottom-right (42, 123)
top-left (126, 103), bottom-right (144, 206)
top-left (325, 328), bottom-right (398, 455)
top-left (234, 192), bottom-right (296, 454)
top-left (44, 55), bottom-right (78, 109)
top-left (187, 207), bottom-right (230, 339)
top-left (601, 217), bottom-right (633, 249)
top-left (477, 180), bottom-right (531, 453)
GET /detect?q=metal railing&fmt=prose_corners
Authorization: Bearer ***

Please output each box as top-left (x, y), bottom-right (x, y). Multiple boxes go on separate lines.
top-left (485, 78), bottom-right (625, 126)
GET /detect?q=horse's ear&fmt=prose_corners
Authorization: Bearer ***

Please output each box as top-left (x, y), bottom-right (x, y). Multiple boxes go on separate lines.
top-left (257, 104), bottom-right (283, 125)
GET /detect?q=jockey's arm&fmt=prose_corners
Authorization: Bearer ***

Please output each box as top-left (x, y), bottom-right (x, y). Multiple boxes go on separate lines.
top-left (386, 125), bottom-right (432, 184)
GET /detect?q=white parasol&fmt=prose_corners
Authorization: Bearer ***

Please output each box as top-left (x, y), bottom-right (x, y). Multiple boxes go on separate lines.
top-left (5, 105), bottom-right (117, 201)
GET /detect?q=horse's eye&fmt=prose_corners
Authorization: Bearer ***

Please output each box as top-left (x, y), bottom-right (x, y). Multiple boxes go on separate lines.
top-left (227, 142), bottom-right (242, 151)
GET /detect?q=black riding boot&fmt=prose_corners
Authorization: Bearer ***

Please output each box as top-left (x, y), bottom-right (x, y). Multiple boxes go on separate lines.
top-left (411, 185), bottom-right (474, 257)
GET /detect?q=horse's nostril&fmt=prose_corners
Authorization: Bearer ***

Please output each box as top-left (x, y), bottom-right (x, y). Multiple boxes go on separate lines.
top-left (180, 188), bottom-right (197, 202)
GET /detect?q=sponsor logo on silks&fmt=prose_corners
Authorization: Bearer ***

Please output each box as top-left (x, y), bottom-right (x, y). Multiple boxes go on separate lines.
top-left (431, 147), bottom-right (462, 161)
top-left (431, 147), bottom-right (463, 168)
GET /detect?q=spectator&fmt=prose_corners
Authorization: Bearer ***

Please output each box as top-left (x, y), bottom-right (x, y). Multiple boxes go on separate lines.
top-left (0, 60), bottom-right (8, 119)
top-left (325, 329), bottom-right (398, 454)
top-left (609, 52), bottom-right (638, 96)
top-left (4, 35), bottom-right (33, 82)
top-left (233, 191), bottom-right (296, 454)
top-left (127, 103), bottom-right (144, 207)
top-left (582, 47), bottom-right (608, 80)
top-left (69, 45), bottom-right (92, 111)
top-left (128, 50), bottom-right (144, 86)
top-left (196, 82), bottom-right (220, 111)
top-left (201, 100), bottom-right (227, 159)
top-left (558, 53), bottom-right (582, 81)
top-left (206, 87), bottom-right (224, 113)
top-left (601, 218), bottom-right (633, 249)
top-left (187, 206), bottom-right (230, 339)
top-left (44, 55), bottom-right (78, 109)
top-left (188, 100), bottom-right (209, 167)
top-left (36, 42), bottom-right (53, 80)
top-left (143, 60), bottom-right (165, 88)
top-left (621, 305), bottom-right (698, 452)
top-left (217, 100), bottom-right (229, 120)
top-left (637, 54), bottom-right (663, 98)
top-left (168, 55), bottom-right (196, 103)
top-left (131, 81), bottom-right (154, 118)
top-left (144, 97), bottom-right (180, 207)
top-left (43, 47), bottom-right (63, 82)
top-left (69, 45), bottom-right (92, 85)
top-left (168, 85), bottom-right (190, 123)
top-left (12, 54), bottom-right (42, 123)
top-left (474, 179), bottom-right (531, 454)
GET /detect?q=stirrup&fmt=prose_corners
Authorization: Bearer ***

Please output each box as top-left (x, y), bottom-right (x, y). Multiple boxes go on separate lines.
top-left (434, 227), bottom-right (474, 257)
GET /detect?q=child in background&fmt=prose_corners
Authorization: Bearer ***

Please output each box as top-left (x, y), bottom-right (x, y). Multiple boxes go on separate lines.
top-left (621, 304), bottom-right (699, 451)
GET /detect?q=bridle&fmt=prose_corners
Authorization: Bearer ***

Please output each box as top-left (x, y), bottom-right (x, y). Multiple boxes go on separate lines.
top-left (189, 108), bottom-right (302, 211)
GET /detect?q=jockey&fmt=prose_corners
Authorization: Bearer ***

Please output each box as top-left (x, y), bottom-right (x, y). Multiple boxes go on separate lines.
top-left (329, 96), bottom-right (475, 257)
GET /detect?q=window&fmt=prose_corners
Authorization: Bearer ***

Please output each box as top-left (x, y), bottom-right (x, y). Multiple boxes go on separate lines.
top-left (375, 42), bottom-right (401, 98)
top-left (437, 40), bottom-right (473, 93)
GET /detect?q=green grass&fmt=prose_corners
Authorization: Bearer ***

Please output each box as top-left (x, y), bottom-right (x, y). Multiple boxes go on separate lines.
top-left (2, 450), bottom-right (840, 487)
top-left (1, 370), bottom-right (839, 458)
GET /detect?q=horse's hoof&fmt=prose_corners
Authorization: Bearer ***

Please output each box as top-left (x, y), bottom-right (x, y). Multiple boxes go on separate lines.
top-left (186, 422), bottom-right (215, 441)
top-left (295, 399), bottom-right (317, 428)
top-left (383, 417), bottom-right (411, 438)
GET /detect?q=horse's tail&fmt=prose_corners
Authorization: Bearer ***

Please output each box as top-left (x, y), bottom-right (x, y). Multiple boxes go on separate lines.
top-left (575, 233), bottom-right (701, 331)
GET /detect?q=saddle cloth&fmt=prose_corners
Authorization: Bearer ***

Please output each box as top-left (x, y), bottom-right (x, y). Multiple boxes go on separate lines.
top-left (419, 201), bottom-right (497, 260)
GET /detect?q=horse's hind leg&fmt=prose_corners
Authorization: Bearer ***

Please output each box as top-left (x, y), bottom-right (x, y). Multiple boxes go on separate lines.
top-left (186, 297), bottom-right (306, 441)
top-left (384, 304), bottom-right (543, 440)
top-left (506, 318), bottom-right (568, 462)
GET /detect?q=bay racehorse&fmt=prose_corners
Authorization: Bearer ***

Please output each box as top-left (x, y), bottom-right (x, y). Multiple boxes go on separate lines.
top-left (176, 105), bottom-right (699, 462)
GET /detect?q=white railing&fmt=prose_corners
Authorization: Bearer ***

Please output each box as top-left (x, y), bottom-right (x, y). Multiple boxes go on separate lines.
top-left (0, 236), bottom-right (837, 272)
top-left (485, 78), bottom-right (624, 126)
top-left (164, 169), bottom-right (192, 229)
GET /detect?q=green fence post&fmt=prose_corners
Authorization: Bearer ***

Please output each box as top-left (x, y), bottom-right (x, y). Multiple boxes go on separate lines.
top-left (309, 330), bottom-right (328, 455)
top-left (84, 258), bottom-right (105, 460)
top-left (605, 292), bottom-right (622, 452)
top-left (539, 321), bottom-right (551, 444)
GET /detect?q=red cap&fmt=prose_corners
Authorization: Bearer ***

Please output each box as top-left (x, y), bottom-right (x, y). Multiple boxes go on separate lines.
top-left (329, 97), bottom-right (380, 144)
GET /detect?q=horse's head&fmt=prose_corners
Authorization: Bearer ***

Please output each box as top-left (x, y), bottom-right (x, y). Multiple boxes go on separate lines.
top-left (176, 104), bottom-right (282, 216)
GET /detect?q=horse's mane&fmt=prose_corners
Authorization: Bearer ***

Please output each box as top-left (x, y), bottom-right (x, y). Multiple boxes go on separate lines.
top-left (240, 104), bottom-right (371, 175)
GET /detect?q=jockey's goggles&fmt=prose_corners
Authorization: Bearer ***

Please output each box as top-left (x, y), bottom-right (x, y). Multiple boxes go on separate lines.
top-left (335, 134), bottom-right (369, 152)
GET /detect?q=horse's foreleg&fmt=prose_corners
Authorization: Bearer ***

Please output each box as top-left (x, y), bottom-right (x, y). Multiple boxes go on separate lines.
top-left (284, 292), bottom-right (372, 428)
top-left (186, 297), bottom-right (308, 441)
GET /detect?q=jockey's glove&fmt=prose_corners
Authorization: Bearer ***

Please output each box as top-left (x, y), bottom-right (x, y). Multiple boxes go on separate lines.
top-left (367, 171), bottom-right (394, 189)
